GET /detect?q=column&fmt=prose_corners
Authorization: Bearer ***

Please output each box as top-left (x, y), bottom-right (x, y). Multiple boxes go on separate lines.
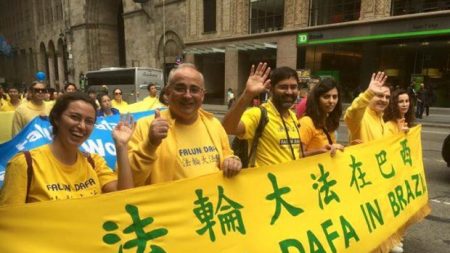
top-left (225, 47), bottom-right (239, 104)
top-left (48, 56), bottom-right (56, 88)
top-left (57, 54), bottom-right (65, 89)
top-left (276, 35), bottom-right (297, 69)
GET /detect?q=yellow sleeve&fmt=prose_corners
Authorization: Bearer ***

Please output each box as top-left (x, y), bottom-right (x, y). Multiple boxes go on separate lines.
top-left (299, 116), bottom-right (315, 147)
top-left (11, 109), bottom-right (25, 136)
top-left (216, 118), bottom-right (233, 158)
top-left (385, 120), bottom-right (399, 136)
top-left (239, 107), bottom-right (261, 140)
top-left (344, 90), bottom-right (374, 136)
top-left (0, 154), bottom-right (28, 206)
top-left (91, 154), bottom-right (117, 188)
top-left (127, 116), bottom-right (159, 186)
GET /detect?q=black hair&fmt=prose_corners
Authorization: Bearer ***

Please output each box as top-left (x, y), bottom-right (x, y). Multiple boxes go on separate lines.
top-left (113, 88), bottom-right (122, 94)
top-left (49, 92), bottom-right (97, 136)
top-left (64, 83), bottom-right (77, 92)
top-left (383, 89), bottom-right (415, 127)
top-left (305, 78), bottom-right (342, 132)
top-left (96, 92), bottom-right (111, 109)
top-left (147, 83), bottom-right (156, 91)
top-left (270, 67), bottom-right (299, 88)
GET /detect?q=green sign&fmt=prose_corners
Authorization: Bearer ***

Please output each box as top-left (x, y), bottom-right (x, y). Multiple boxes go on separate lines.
top-left (297, 33), bottom-right (309, 45)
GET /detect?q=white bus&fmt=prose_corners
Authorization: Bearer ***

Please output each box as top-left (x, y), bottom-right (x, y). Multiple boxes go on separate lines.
top-left (85, 67), bottom-right (164, 103)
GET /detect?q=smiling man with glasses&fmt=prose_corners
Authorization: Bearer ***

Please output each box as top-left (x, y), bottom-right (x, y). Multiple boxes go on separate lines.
top-left (12, 81), bottom-right (52, 136)
top-left (127, 63), bottom-right (242, 186)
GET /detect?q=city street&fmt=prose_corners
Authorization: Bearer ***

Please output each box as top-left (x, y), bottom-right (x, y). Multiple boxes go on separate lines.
top-left (208, 105), bottom-right (450, 253)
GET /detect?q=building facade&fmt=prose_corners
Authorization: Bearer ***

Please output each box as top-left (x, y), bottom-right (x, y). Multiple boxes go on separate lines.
top-left (1, 0), bottom-right (449, 106)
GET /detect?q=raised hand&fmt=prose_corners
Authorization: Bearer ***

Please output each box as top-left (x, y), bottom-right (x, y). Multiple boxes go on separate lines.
top-left (397, 118), bottom-right (409, 133)
top-left (112, 113), bottom-right (135, 147)
top-left (244, 62), bottom-right (271, 97)
top-left (367, 71), bottom-right (388, 95)
top-left (149, 109), bottom-right (169, 146)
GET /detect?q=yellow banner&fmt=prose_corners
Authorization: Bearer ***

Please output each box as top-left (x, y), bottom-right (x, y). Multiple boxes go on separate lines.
top-left (0, 126), bottom-right (428, 253)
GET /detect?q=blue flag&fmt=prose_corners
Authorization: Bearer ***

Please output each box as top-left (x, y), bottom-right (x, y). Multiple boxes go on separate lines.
top-left (0, 110), bottom-right (158, 188)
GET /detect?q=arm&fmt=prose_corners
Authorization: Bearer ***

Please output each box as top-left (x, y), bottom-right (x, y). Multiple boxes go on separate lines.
top-left (344, 72), bottom-right (387, 136)
top-left (0, 154), bottom-right (28, 206)
top-left (216, 120), bottom-right (242, 177)
top-left (222, 62), bottom-right (271, 135)
top-left (127, 110), bottom-right (169, 186)
top-left (11, 110), bottom-right (24, 136)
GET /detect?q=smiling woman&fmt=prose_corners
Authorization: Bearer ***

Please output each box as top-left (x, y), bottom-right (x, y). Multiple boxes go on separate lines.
top-left (0, 92), bottom-right (136, 206)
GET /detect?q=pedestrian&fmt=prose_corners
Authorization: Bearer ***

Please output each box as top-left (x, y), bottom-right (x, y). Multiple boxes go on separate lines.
top-left (11, 81), bottom-right (52, 136)
top-left (415, 83), bottom-right (425, 118)
top-left (142, 83), bottom-right (161, 109)
top-left (344, 71), bottom-right (389, 144)
top-left (227, 88), bottom-right (235, 109)
top-left (0, 92), bottom-right (135, 206)
top-left (300, 78), bottom-right (344, 157)
top-left (97, 93), bottom-right (120, 117)
top-left (295, 85), bottom-right (309, 118)
top-left (422, 84), bottom-right (433, 117)
top-left (0, 85), bottom-right (21, 112)
top-left (64, 83), bottom-right (77, 93)
top-left (127, 63), bottom-right (241, 186)
top-left (383, 89), bottom-right (415, 135)
top-left (222, 63), bottom-right (302, 167)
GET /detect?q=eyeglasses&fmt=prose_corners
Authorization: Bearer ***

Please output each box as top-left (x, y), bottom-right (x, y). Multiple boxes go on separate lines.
top-left (114, 92), bottom-right (122, 95)
top-left (172, 85), bottom-right (204, 95)
top-left (33, 88), bottom-right (47, 94)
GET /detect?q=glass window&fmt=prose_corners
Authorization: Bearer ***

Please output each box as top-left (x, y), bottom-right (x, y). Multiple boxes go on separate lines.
top-left (309, 0), bottom-right (360, 26)
top-left (249, 0), bottom-right (284, 34)
top-left (391, 0), bottom-right (450, 15)
top-left (204, 0), bottom-right (216, 33)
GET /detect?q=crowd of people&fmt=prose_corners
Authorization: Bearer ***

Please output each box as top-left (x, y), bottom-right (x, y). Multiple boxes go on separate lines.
top-left (0, 63), bottom-right (427, 253)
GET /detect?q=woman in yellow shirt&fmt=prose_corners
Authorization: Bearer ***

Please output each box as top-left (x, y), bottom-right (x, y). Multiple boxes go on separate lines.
top-left (383, 89), bottom-right (415, 135)
top-left (299, 78), bottom-right (344, 157)
top-left (111, 88), bottom-right (129, 112)
top-left (0, 92), bottom-right (135, 206)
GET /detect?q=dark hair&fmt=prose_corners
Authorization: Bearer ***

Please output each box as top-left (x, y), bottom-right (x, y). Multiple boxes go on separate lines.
top-left (96, 92), bottom-right (110, 109)
top-left (383, 89), bottom-right (415, 127)
top-left (49, 92), bottom-right (97, 136)
top-left (305, 78), bottom-right (342, 132)
top-left (113, 88), bottom-right (122, 94)
top-left (29, 80), bottom-right (46, 89)
top-left (147, 83), bottom-right (156, 91)
top-left (64, 83), bottom-right (77, 92)
top-left (158, 86), bottom-right (168, 105)
top-left (87, 88), bottom-right (97, 95)
top-left (270, 66), bottom-right (299, 88)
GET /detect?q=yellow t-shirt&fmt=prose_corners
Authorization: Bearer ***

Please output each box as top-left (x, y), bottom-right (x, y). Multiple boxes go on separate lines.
top-left (385, 120), bottom-right (400, 136)
top-left (127, 97), bottom-right (164, 113)
top-left (111, 99), bottom-right (129, 113)
top-left (12, 101), bottom-right (52, 136)
top-left (299, 116), bottom-right (336, 151)
top-left (0, 145), bottom-right (117, 206)
top-left (240, 100), bottom-right (301, 167)
top-left (0, 100), bottom-right (20, 112)
top-left (344, 90), bottom-right (386, 143)
top-left (173, 118), bottom-right (220, 178)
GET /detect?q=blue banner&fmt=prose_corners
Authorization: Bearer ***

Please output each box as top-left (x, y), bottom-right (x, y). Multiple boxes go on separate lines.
top-left (0, 110), bottom-right (158, 188)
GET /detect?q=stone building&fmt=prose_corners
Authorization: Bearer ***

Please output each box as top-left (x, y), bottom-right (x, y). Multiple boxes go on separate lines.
top-left (1, 0), bottom-right (450, 105)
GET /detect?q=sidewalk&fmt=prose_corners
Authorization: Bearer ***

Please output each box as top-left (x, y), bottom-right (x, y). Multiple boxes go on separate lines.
top-left (202, 104), bottom-right (450, 128)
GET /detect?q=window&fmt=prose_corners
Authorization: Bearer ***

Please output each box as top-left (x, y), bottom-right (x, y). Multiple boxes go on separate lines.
top-left (309, 0), bottom-right (360, 26)
top-left (249, 0), bottom-right (284, 34)
top-left (391, 0), bottom-right (450, 16)
top-left (203, 0), bottom-right (216, 33)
